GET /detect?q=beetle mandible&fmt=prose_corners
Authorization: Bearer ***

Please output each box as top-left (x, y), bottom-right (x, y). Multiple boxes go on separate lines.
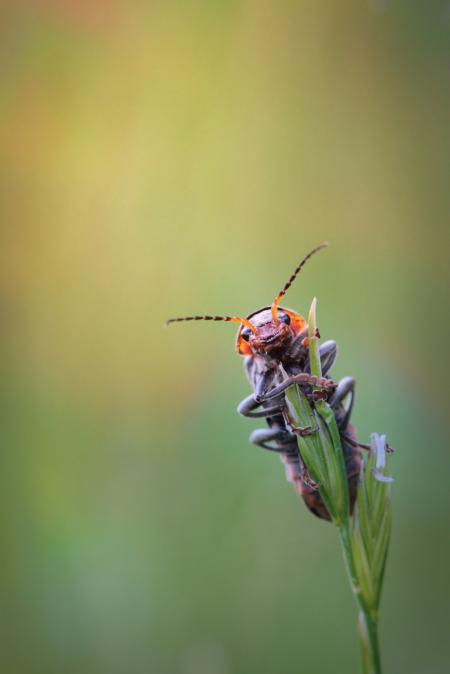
top-left (166, 243), bottom-right (361, 520)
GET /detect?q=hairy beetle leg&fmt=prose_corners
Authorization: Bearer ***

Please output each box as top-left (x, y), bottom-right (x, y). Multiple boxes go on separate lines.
top-left (300, 466), bottom-right (320, 490)
top-left (249, 427), bottom-right (296, 452)
top-left (290, 423), bottom-right (319, 437)
top-left (341, 433), bottom-right (370, 451)
top-left (308, 390), bottom-right (328, 401)
top-left (341, 432), bottom-right (395, 454)
top-left (256, 373), bottom-right (336, 404)
top-left (283, 404), bottom-right (319, 437)
top-left (249, 427), bottom-right (319, 493)
top-left (237, 393), bottom-right (284, 419)
top-left (328, 376), bottom-right (355, 431)
top-left (318, 340), bottom-right (337, 376)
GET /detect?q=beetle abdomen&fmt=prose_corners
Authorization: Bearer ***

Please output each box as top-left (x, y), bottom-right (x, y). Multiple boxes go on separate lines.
top-left (280, 423), bottom-right (361, 521)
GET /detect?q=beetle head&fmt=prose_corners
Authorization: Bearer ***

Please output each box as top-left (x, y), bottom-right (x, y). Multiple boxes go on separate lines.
top-left (236, 306), bottom-right (306, 357)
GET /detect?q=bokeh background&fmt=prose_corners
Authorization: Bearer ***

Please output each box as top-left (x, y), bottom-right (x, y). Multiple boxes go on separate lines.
top-left (1, 1), bottom-right (449, 673)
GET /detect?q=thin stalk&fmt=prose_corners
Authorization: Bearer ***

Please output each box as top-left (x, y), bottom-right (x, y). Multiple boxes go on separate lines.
top-left (290, 298), bottom-right (391, 674)
top-left (339, 522), bottom-right (381, 674)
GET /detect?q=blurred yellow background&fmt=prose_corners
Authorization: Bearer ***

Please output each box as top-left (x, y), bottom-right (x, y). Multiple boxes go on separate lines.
top-left (1, 1), bottom-right (449, 673)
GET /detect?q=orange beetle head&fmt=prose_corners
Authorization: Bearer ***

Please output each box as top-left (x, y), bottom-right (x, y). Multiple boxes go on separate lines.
top-left (236, 306), bottom-right (307, 357)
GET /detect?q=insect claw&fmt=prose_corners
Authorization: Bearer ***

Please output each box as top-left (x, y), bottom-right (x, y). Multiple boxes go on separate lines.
top-left (310, 390), bottom-right (329, 401)
top-left (301, 468), bottom-right (320, 490)
top-left (291, 424), bottom-right (319, 437)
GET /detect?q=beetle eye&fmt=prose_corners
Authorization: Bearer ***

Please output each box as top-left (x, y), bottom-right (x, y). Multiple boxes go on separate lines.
top-left (241, 328), bottom-right (251, 341)
top-left (280, 313), bottom-right (291, 325)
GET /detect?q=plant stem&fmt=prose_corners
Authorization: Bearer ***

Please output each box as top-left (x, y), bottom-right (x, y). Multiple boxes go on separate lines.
top-left (339, 522), bottom-right (381, 674)
top-left (295, 298), bottom-right (391, 674)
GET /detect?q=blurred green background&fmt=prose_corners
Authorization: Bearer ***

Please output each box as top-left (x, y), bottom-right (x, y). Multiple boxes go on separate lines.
top-left (1, 1), bottom-right (449, 673)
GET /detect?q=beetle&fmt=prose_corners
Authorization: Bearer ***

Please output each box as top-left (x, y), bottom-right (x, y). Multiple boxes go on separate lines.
top-left (166, 243), bottom-right (361, 520)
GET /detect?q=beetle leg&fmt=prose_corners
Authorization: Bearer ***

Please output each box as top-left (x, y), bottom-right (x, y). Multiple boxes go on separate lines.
top-left (328, 376), bottom-right (355, 431)
top-left (237, 393), bottom-right (284, 419)
top-left (300, 339), bottom-right (337, 375)
top-left (249, 427), bottom-right (296, 452)
top-left (318, 340), bottom-right (337, 376)
top-left (256, 373), bottom-right (335, 403)
top-left (283, 404), bottom-right (319, 437)
top-left (250, 429), bottom-right (320, 493)
top-left (290, 423), bottom-right (319, 437)
top-left (279, 452), bottom-right (319, 492)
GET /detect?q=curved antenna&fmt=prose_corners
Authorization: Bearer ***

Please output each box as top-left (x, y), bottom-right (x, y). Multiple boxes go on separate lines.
top-left (165, 314), bottom-right (256, 333)
top-left (271, 242), bottom-right (329, 323)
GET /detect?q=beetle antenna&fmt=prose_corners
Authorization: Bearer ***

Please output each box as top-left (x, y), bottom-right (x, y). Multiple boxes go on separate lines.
top-left (165, 314), bottom-right (256, 333)
top-left (271, 242), bottom-right (329, 323)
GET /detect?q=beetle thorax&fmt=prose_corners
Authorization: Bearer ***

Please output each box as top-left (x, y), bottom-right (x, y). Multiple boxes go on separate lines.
top-left (249, 309), bottom-right (274, 328)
